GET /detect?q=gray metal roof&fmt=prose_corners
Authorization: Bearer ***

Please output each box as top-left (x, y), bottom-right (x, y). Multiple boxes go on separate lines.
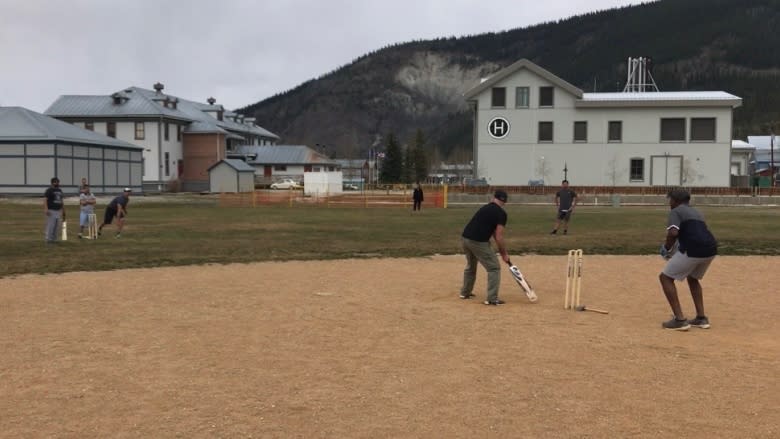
top-left (0, 106), bottom-right (142, 149)
top-left (464, 58), bottom-right (584, 100)
top-left (230, 145), bottom-right (337, 165)
top-left (207, 158), bottom-right (256, 172)
top-left (45, 86), bottom-right (279, 140)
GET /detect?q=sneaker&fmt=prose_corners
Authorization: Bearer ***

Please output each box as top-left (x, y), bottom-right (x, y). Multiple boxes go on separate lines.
top-left (115, 233), bottom-right (121, 239)
top-left (662, 317), bottom-right (691, 331)
top-left (687, 316), bottom-right (711, 329)
top-left (563, 230), bottom-right (568, 235)
top-left (550, 230), bottom-right (557, 235)
top-left (483, 299), bottom-right (506, 306)
top-left (78, 233), bottom-right (83, 239)
top-left (459, 293), bottom-right (475, 299)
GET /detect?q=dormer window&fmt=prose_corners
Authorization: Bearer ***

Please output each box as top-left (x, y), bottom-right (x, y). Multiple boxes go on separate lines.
top-left (217, 110), bottom-right (223, 121)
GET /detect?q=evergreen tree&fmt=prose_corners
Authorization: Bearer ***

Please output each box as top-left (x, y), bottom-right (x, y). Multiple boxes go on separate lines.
top-left (401, 145), bottom-right (412, 184)
top-left (380, 133), bottom-right (403, 183)
top-left (412, 129), bottom-right (429, 183)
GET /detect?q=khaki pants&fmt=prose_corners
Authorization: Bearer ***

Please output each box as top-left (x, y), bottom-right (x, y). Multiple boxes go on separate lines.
top-left (460, 238), bottom-right (501, 302)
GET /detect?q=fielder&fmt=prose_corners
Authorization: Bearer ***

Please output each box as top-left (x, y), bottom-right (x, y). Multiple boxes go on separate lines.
top-left (98, 187), bottom-right (132, 238)
top-left (658, 189), bottom-right (717, 331)
top-left (550, 179), bottom-right (577, 235)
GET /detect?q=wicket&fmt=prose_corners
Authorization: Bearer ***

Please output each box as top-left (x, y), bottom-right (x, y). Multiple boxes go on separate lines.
top-left (564, 249), bottom-right (583, 310)
top-left (86, 213), bottom-right (98, 239)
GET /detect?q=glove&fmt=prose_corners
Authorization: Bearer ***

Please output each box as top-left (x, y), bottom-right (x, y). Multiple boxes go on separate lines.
top-left (659, 244), bottom-right (670, 260)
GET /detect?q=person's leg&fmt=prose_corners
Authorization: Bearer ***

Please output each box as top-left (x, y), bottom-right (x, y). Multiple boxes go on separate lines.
top-left (562, 211), bottom-right (572, 234)
top-left (551, 216), bottom-right (561, 234)
top-left (687, 276), bottom-right (705, 317)
top-left (460, 239), bottom-right (478, 298)
top-left (659, 273), bottom-right (684, 319)
top-left (44, 211), bottom-right (59, 242)
top-left (472, 242), bottom-right (500, 302)
top-left (116, 215), bottom-right (124, 235)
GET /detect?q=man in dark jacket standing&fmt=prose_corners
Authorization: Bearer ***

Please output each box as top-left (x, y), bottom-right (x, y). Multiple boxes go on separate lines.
top-left (459, 190), bottom-right (510, 305)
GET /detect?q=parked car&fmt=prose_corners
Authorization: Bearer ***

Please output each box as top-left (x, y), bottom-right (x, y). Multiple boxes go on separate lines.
top-left (270, 179), bottom-right (302, 190)
top-left (343, 183), bottom-right (359, 191)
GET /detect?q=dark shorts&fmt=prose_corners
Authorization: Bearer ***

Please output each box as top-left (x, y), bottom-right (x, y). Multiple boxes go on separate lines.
top-left (103, 208), bottom-right (124, 224)
top-left (557, 209), bottom-right (572, 221)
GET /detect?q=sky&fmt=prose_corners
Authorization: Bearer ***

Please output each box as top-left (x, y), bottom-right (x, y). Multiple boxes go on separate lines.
top-left (1, 0), bottom-right (644, 113)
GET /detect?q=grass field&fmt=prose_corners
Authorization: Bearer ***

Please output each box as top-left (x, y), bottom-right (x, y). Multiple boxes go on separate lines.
top-left (1, 197), bottom-right (779, 277)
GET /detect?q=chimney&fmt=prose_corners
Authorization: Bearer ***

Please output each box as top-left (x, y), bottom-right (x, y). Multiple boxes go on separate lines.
top-left (153, 82), bottom-right (165, 94)
top-left (207, 97), bottom-right (216, 105)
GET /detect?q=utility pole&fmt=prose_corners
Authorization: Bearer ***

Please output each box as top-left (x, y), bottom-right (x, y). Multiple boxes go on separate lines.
top-left (769, 129), bottom-right (775, 187)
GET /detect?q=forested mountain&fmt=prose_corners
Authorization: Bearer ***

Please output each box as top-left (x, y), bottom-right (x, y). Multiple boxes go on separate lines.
top-left (239, 0), bottom-right (780, 161)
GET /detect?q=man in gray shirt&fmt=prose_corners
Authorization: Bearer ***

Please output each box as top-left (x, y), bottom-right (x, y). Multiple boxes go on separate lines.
top-left (550, 180), bottom-right (577, 235)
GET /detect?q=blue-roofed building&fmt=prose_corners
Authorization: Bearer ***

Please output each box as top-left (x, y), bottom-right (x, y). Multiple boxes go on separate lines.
top-left (0, 106), bottom-right (143, 195)
top-left (45, 83), bottom-right (279, 192)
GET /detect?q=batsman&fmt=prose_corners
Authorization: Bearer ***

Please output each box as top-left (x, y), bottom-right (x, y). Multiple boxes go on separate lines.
top-left (459, 190), bottom-right (510, 306)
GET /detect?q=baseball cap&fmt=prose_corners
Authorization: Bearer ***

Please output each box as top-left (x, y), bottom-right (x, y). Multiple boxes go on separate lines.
top-left (123, 187), bottom-right (132, 192)
top-left (494, 190), bottom-right (508, 203)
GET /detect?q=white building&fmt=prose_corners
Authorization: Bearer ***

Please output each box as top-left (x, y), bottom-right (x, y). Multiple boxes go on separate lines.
top-left (45, 84), bottom-right (279, 192)
top-left (464, 59), bottom-right (743, 187)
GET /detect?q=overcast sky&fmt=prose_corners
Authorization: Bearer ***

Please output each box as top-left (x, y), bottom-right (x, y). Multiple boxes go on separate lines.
top-left (1, 0), bottom-right (643, 113)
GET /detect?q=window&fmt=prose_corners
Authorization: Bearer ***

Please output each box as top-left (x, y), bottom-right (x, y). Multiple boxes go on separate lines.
top-left (574, 121), bottom-right (587, 142)
top-left (630, 158), bottom-right (645, 181)
top-left (84, 122), bottom-right (94, 131)
top-left (176, 125), bottom-right (182, 141)
top-left (608, 121), bottom-right (622, 142)
top-left (539, 86), bottom-right (554, 107)
top-left (164, 152), bottom-right (170, 177)
top-left (274, 165), bottom-right (287, 171)
top-left (134, 122), bottom-right (145, 140)
top-left (661, 118), bottom-right (686, 142)
top-left (164, 122), bottom-right (170, 141)
top-left (691, 118), bottom-right (716, 141)
top-left (107, 122), bottom-right (116, 138)
top-left (491, 87), bottom-right (506, 107)
top-left (515, 87), bottom-right (529, 108)
top-left (538, 121), bottom-right (553, 142)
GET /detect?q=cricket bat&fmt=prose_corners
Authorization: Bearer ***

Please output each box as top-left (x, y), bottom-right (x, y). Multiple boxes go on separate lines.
top-left (61, 220), bottom-right (68, 241)
top-left (507, 260), bottom-right (537, 302)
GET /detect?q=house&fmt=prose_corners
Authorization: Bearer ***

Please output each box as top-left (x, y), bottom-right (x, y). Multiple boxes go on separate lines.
top-left (45, 83), bottom-right (279, 192)
top-left (228, 145), bottom-right (340, 185)
top-left (208, 159), bottom-right (256, 193)
top-left (746, 136), bottom-right (779, 179)
top-left (464, 59), bottom-right (742, 187)
top-left (0, 106), bottom-right (143, 195)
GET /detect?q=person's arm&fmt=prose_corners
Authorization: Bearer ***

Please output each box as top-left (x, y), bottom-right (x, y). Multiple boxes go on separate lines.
top-left (493, 224), bottom-right (510, 263)
top-left (664, 227), bottom-right (679, 250)
top-left (43, 196), bottom-right (48, 216)
top-left (570, 192), bottom-right (577, 211)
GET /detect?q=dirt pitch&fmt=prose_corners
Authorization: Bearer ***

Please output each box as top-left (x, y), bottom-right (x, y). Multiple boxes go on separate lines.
top-left (1, 255), bottom-right (778, 438)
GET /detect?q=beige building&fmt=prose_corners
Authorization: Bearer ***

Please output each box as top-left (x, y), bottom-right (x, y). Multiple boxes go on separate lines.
top-left (46, 84), bottom-right (279, 192)
top-left (464, 59), bottom-right (742, 187)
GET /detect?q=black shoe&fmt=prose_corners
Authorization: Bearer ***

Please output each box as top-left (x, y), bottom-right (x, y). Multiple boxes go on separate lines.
top-left (687, 316), bottom-right (710, 329)
top-left (483, 299), bottom-right (506, 306)
top-left (550, 230), bottom-right (557, 235)
top-left (459, 293), bottom-right (475, 299)
top-left (662, 317), bottom-right (691, 331)
top-left (563, 230), bottom-right (568, 235)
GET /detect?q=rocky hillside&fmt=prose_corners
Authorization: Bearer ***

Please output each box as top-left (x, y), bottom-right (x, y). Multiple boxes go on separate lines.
top-left (240, 0), bottom-right (780, 160)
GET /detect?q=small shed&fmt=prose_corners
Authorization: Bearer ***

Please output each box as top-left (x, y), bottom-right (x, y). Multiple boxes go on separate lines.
top-left (208, 159), bottom-right (255, 193)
